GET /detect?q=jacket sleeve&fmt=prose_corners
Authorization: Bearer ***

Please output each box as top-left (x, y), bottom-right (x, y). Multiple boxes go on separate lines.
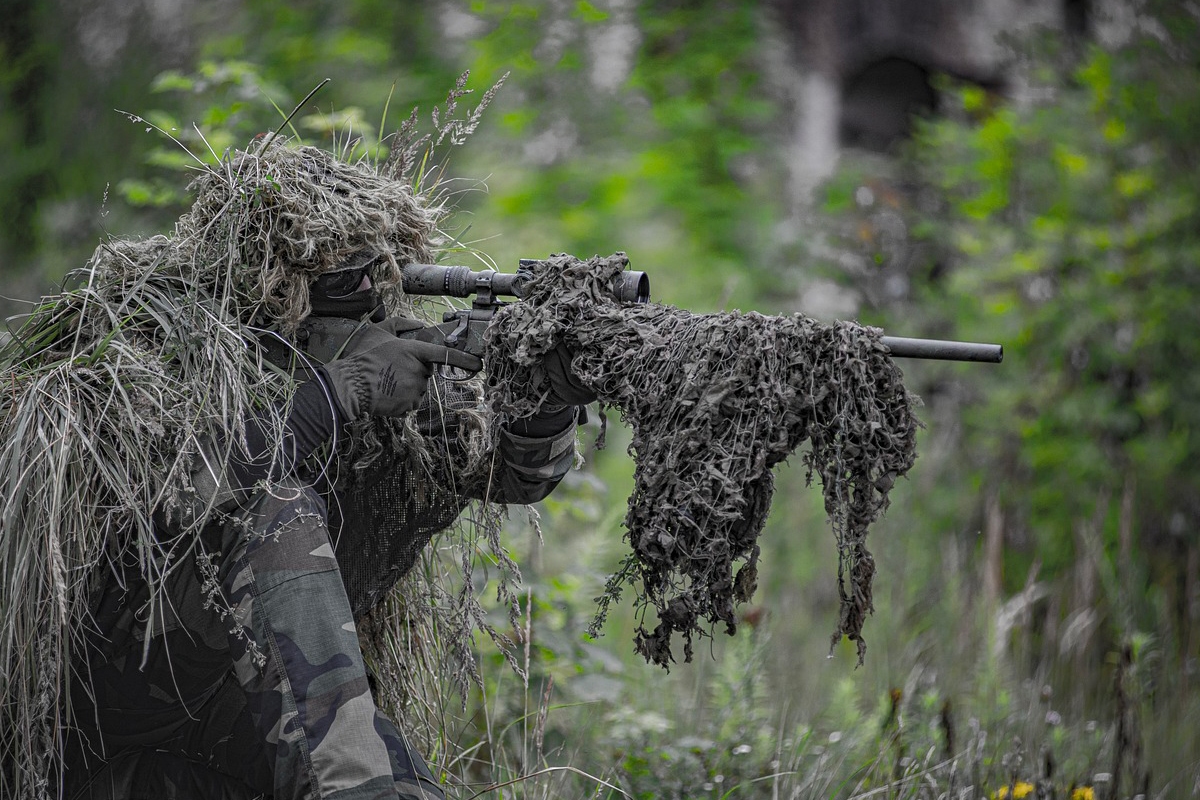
top-left (489, 405), bottom-right (581, 505)
top-left (185, 377), bottom-right (340, 515)
top-left (188, 371), bottom-right (583, 513)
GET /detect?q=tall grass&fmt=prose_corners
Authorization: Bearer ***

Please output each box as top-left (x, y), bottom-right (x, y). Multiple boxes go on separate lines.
top-left (0, 248), bottom-right (284, 797)
top-left (413, 425), bottom-right (1200, 799)
top-left (427, 583), bottom-right (1197, 799)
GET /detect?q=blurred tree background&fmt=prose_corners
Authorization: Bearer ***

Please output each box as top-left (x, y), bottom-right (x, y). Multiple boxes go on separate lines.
top-left (2, 0), bottom-right (1198, 796)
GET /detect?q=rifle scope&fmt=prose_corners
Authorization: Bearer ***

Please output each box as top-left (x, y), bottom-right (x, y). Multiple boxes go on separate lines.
top-left (402, 262), bottom-right (651, 304)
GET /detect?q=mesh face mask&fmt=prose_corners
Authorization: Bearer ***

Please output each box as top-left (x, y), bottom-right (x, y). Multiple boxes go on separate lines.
top-left (259, 251), bottom-right (390, 376)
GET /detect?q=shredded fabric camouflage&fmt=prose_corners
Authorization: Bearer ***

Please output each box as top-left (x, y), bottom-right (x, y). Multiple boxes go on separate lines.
top-left (484, 252), bottom-right (921, 668)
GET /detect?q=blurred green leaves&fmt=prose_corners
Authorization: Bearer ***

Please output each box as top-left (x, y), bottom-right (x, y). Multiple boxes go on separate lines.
top-left (115, 61), bottom-right (288, 209)
top-left (902, 17), bottom-right (1200, 590)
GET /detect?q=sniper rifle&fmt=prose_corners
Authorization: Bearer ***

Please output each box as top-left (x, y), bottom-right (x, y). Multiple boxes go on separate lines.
top-left (401, 260), bottom-right (1004, 364)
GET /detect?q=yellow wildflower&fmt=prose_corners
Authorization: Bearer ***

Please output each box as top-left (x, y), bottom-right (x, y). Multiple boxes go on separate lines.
top-left (992, 782), bottom-right (1034, 800)
top-left (1071, 787), bottom-right (1096, 800)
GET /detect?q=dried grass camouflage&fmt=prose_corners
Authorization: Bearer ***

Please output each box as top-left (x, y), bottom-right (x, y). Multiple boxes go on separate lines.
top-left (0, 107), bottom-right (468, 796)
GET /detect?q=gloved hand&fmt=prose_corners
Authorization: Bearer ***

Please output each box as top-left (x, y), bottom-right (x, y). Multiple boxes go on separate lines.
top-left (539, 343), bottom-right (597, 408)
top-left (321, 316), bottom-right (483, 420)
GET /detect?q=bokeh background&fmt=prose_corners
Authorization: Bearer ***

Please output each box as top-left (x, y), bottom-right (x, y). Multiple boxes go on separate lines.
top-left (2, 0), bottom-right (1198, 796)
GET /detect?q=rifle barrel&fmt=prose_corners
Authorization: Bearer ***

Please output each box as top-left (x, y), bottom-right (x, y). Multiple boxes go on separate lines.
top-left (880, 336), bottom-right (1003, 363)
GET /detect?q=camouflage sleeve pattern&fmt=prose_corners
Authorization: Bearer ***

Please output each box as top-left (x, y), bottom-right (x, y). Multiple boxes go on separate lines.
top-left (492, 412), bottom-right (579, 504)
top-left (66, 481), bottom-right (445, 800)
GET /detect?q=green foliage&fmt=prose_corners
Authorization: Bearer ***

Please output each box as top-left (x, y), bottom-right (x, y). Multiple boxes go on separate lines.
top-left (632, 1), bottom-right (778, 264)
top-left (0, 0), bottom-right (194, 279)
top-left (459, 0), bottom-right (782, 311)
top-left (908, 20), bottom-right (1200, 575)
top-left (797, 6), bottom-right (1200, 788)
top-left (455, 613), bottom-right (1173, 798)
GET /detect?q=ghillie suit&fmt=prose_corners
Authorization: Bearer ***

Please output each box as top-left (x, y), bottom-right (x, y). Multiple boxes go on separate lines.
top-left (0, 112), bottom-right (512, 797)
top-left (486, 253), bottom-right (922, 668)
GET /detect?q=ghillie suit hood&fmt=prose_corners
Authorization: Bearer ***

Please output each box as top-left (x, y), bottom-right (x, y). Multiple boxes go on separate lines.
top-left (0, 137), bottom-right (460, 798)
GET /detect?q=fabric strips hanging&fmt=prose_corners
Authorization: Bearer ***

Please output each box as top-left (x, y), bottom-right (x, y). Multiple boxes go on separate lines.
top-left (484, 253), bottom-right (921, 668)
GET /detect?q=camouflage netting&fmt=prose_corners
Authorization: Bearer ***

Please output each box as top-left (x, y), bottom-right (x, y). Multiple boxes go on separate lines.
top-left (0, 130), bottom-right (480, 797)
top-left (485, 253), bottom-right (922, 668)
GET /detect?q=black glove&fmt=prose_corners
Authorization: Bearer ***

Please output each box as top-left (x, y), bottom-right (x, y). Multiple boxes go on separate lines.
top-left (539, 343), bottom-right (597, 408)
top-left (321, 316), bottom-right (483, 420)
